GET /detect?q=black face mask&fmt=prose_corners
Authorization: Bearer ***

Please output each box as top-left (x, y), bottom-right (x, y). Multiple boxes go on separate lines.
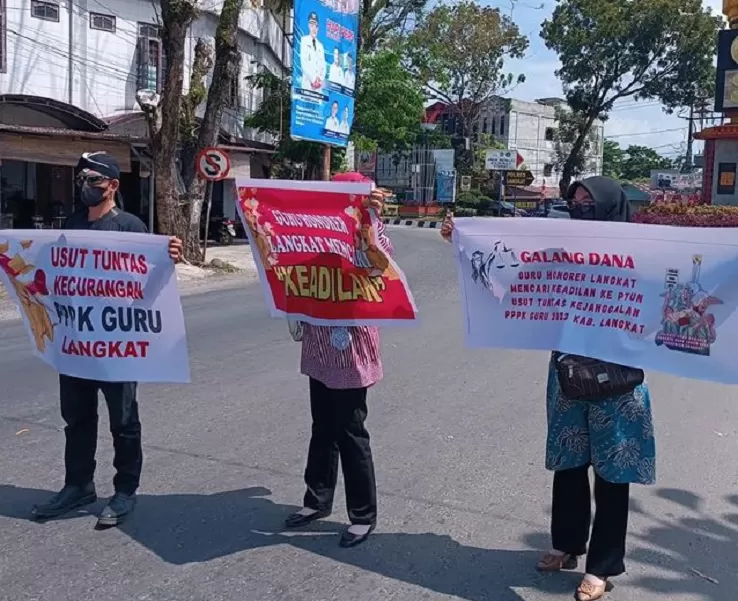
top-left (80, 183), bottom-right (107, 207)
top-left (569, 203), bottom-right (596, 220)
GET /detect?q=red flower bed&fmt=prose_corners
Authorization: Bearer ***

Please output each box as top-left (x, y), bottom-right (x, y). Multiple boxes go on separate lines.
top-left (633, 204), bottom-right (738, 227)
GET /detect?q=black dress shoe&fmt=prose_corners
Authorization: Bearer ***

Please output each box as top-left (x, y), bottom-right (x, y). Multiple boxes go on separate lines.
top-left (284, 508), bottom-right (331, 528)
top-left (31, 483), bottom-right (97, 520)
top-left (95, 492), bottom-right (136, 528)
top-left (339, 524), bottom-right (375, 548)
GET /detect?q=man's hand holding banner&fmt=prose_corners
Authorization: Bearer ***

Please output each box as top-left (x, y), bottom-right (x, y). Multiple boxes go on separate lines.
top-left (0, 230), bottom-right (190, 383)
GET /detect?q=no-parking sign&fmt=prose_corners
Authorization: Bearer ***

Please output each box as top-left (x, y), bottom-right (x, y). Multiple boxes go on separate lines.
top-left (196, 148), bottom-right (231, 181)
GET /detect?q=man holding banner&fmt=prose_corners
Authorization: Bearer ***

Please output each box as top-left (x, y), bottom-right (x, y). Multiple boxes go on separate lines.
top-left (30, 152), bottom-right (184, 529)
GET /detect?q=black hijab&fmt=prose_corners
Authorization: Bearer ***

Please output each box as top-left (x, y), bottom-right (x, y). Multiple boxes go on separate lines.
top-left (565, 176), bottom-right (632, 223)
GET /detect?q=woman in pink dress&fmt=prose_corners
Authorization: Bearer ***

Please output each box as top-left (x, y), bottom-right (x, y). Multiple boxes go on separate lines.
top-left (284, 174), bottom-right (392, 548)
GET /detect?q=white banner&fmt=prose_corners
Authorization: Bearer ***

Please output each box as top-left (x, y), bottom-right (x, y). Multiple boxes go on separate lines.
top-left (0, 230), bottom-right (190, 383)
top-left (453, 217), bottom-right (738, 384)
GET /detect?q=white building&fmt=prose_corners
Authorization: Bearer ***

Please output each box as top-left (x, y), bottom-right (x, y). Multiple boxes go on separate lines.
top-left (477, 97), bottom-right (604, 191)
top-left (0, 0), bottom-right (290, 229)
top-left (434, 96), bottom-right (604, 194)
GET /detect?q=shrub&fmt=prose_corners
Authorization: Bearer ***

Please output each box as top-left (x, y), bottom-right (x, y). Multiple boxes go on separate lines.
top-left (633, 204), bottom-right (738, 227)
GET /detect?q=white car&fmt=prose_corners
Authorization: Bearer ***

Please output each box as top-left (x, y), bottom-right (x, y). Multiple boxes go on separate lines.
top-left (547, 204), bottom-right (570, 219)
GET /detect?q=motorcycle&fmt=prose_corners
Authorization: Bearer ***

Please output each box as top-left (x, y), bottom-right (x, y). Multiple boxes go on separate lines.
top-left (201, 214), bottom-right (236, 246)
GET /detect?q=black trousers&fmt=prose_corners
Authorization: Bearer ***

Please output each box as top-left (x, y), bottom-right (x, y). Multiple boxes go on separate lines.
top-left (59, 375), bottom-right (142, 495)
top-left (551, 465), bottom-right (630, 578)
top-left (303, 378), bottom-right (377, 525)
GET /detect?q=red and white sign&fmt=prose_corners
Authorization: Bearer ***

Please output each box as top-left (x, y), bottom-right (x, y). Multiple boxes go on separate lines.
top-left (196, 147), bottom-right (231, 181)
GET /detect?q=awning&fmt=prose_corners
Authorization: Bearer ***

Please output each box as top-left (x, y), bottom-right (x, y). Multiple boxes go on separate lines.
top-left (0, 133), bottom-right (132, 172)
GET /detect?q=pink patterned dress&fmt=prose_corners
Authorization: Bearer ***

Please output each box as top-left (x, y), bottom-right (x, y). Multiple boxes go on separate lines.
top-left (300, 221), bottom-right (394, 390)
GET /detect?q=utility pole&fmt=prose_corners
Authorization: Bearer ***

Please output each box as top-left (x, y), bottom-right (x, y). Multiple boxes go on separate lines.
top-left (683, 104), bottom-right (694, 173)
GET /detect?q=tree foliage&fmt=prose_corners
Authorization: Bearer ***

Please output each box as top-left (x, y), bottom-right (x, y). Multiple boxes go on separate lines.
top-left (552, 105), bottom-right (599, 179)
top-left (540, 0), bottom-right (722, 191)
top-left (602, 139), bottom-right (624, 179)
top-left (620, 145), bottom-right (674, 181)
top-left (404, 1), bottom-right (528, 138)
top-left (353, 50), bottom-right (425, 151)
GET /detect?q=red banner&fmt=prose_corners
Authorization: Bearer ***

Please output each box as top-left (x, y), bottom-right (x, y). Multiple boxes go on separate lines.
top-left (235, 179), bottom-right (418, 325)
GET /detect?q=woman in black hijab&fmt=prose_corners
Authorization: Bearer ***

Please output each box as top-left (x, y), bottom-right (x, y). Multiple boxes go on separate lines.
top-left (536, 176), bottom-right (655, 601)
top-left (440, 177), bottom-right (655, 600)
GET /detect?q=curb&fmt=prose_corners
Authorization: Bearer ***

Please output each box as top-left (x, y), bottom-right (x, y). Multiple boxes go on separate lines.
top-left (383, 218), bottom-right (440, 229)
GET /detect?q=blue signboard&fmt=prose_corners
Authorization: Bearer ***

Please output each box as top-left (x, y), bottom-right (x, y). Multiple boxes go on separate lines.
top-left (436, 170), bottom-right (456, 203)
top-left (290, 0), bottom-right (359, 147)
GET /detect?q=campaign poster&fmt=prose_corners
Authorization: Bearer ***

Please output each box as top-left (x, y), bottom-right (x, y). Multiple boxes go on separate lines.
top-left (290, 0), bottom-right (359, 147)
top-left (235, 178), bottom-right (418, 326)
top-left (0, 231), bottom-right (190, 383)
top-left (452, 217), bottom-right (738, 384)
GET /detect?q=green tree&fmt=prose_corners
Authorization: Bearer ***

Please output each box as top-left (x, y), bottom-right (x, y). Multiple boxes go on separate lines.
top-left (552, 105), bottom-right (599, 179)
top-left (540, 0), bottom-right (722, 195)
top-left (404, 1), bottom-right (528, 139)
top-left (602, 139), bottom-right (624, 179)
top-left (621, 145), bottom-right (674, 180)
top-left (352, 50), bottom-right (425, 152)
top-left (138, 0), bottom-right (247, 261)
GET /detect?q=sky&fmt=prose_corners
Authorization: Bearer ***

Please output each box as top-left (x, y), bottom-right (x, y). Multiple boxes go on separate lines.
top-left (498, 0), bottom-right (724, 161)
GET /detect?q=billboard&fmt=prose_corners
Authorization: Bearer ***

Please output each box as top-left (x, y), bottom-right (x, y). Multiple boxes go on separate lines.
top-left (290, 0), bottom-right (359, 147)
top-left (715, 29), bottom-right (738, 112)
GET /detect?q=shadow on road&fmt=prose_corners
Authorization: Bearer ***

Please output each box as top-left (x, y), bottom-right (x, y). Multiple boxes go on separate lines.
top-left (0, 483), bottom-right (574, 601)
top-left (624, 488), bottom-right (738, 600)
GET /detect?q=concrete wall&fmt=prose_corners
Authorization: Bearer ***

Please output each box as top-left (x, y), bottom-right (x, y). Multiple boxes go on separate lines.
top-left (0, 0), bottom-right (288, 142)
top-left (711, 139), bottom-right (738, 205)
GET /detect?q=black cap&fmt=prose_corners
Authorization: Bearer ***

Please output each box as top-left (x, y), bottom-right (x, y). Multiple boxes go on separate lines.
top-left (75, 151), bottom-right (120, 180)
top-left (308, 11), bottom-right (318, 22)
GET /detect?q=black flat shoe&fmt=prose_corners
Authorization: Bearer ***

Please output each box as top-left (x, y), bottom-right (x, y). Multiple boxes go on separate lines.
top-left (339, 524), bottom-right (375, 548)
top-left (284, 509), bottom-right (331, 529)
top-left (31, 484), bottom-right (97, 520)
top-left (95, 492), bottom-right (136, 529)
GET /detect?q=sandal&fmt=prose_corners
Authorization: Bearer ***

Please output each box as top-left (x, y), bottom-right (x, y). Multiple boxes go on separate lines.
top-left (536, 551), bottom-right (578, 572)
top-left (575, 578), bottom-right (614, 601)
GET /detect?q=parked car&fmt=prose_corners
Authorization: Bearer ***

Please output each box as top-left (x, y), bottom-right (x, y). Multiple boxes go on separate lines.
top-left (547, 203), bottom-right (570, 219)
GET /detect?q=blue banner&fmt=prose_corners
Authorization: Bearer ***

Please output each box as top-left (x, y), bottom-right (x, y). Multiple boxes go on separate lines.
top-left (436, 170), bottom-right (456, 203)
top-left (290, 0), bottom-right (359, 147)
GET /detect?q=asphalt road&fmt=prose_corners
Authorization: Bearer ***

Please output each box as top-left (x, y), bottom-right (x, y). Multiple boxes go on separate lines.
top-left (1, 226), bottom-right (737, 601)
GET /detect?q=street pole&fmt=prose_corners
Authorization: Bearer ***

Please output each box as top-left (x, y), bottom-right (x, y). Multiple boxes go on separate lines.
top-left (322, 145), bottom-right (331, 181)
top-left (683, 104), bottom-right (694, 172)
top-left (202, 181), bottom-right (214, 262)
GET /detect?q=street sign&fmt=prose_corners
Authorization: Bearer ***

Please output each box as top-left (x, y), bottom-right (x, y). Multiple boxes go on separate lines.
top-left (460, 175), bottom-right (472, 191)
top-left (196, 147), bottom-right (231, 181)
top-left (485, 149), bottom-right (524, 171)
top-left (504, 170), bottom-right (534, 187)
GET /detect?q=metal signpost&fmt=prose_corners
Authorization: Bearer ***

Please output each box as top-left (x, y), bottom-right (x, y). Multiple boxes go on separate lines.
top-left (196, 147), bottom-right (231, 259)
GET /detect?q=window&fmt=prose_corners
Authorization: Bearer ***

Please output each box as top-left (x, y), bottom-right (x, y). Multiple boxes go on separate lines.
top-left (31, 0), bottom-right (59, 22)
top-left (482, 118), bottom-right (488, 134)
top-left (138, 23), bottom-right (162, 38)
top-left (137, 23), bottom-right (165, 93)
top-left (544, 164), bottom-right (554, 177)
top-left (227, 64), bottom-right (241, 109)
top-left (545, 127), bottom-right (555, 141)
top-left (90, 13), bottom-right (116, 32)
top-left (499, 115), bottom-right (505, 136)
top-left (491, 117), bottom-right (496, 135)
top-left (0, 0), bottom-right (6, 73)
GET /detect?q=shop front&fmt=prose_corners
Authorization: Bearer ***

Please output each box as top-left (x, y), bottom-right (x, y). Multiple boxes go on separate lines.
top-left (0, 131), bottom-right (133, 229)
